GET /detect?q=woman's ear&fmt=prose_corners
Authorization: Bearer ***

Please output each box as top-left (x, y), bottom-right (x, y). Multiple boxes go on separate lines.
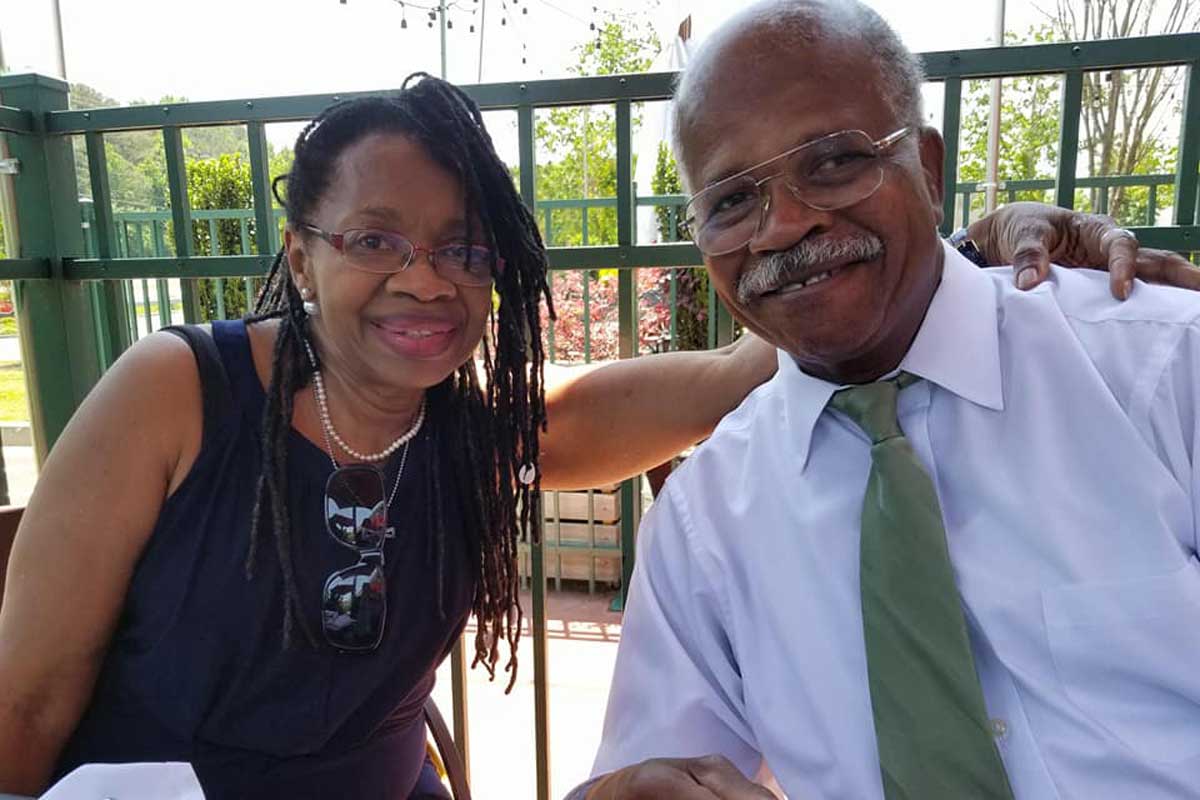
top-left (285, 227), bottom-right (313, 295)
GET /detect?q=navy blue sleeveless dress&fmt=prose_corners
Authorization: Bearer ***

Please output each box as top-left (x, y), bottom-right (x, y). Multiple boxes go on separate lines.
top-left (54, 320), bottom-right (474, 799)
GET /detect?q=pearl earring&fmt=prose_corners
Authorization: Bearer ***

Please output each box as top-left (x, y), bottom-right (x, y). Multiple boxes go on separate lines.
top-left (300, 286), bottom-right (320, 317)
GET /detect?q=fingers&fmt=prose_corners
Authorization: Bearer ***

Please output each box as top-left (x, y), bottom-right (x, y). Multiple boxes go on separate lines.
top-left (589, 759), bottom-right (722, 800)
top-left (588, 756), bottom-right (774, 800)
top-left (1100, 227), bottom-right (1139, 300)
top-left (687, 755), bottom-right (779, 799)
top-left (975, 203), bottom-right (1200, 298)
top-left (1008, 220), bottom-right (1055, 291)
top-left (1131, 248), bottom-right (1200, 291)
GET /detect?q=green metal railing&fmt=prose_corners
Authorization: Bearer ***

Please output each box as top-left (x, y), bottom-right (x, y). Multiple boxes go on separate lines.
top-left (1, 33), bottom-right (1199, 798)
top-left (953, 173), bottom-right (1197, 229)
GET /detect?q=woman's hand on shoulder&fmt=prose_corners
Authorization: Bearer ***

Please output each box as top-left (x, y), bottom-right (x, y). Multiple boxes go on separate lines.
top-left (0, 330), bottom-right (204, 794)
top-left (968, 202), bottom-right (1200, 299)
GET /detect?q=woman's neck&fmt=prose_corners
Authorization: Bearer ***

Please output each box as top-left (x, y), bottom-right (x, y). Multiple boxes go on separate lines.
top-left (307, 347), bottom-right (427, 457)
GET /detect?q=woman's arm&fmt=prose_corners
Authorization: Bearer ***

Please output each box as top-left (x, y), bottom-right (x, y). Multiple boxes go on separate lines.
top-left (539, 335), bottom-right (776, 490)
top-left (0, 333), bottom-right (201, 794)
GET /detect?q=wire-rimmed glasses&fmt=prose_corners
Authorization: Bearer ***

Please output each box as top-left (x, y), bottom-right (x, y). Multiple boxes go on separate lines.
top-left (681, 127), bottom-right (913, 256)
top-left (299, 223), bottom-right (504, 288)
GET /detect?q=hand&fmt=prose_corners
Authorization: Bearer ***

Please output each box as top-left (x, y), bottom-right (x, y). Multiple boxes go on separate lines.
top-left (967, 202), bottom-right (1200, 300)
top-left (587, 755), bottom-right (777, 799)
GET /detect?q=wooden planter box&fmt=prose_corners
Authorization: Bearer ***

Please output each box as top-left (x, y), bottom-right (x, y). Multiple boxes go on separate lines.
top-left (542, 483), bottom-right (621, 525)
top-left (518, 548), bottom-right (622, 584)
top-left (520, 484), bottom-right (624, 588)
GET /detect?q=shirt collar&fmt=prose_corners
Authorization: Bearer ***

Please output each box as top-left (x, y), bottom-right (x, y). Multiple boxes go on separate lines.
top-left (775, 239), bottom-right (1004, 471)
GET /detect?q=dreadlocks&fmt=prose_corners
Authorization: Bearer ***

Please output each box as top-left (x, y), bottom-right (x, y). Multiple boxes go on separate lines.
top-left (247, 74), bottom-right (552, 690)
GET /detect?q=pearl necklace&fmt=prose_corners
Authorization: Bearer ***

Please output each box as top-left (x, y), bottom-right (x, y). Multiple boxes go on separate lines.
top-left (304, 338), bottom-right (426, 464)
top-left (317, 408), bottom-right (411, 510)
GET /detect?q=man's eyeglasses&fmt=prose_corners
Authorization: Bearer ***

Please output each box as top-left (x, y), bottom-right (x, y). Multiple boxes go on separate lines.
top-left (681, 127), bottom-right (913, 256)
top-left (322, 464), bottom-right (393, 652)
top-left (299, 223), bottom-right (503, 288)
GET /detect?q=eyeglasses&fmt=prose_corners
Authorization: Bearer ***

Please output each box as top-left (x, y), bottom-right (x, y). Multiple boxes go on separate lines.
top-left (681, 127), bottom-right (913, 256)
top-left (299, 223), bottom-right (504, 288)
top-left (322, 464), bottom-right (394, 652)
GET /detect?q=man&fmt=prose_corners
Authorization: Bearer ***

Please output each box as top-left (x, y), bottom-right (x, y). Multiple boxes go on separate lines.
top-left (573, 1), bottom-right (1200, 797)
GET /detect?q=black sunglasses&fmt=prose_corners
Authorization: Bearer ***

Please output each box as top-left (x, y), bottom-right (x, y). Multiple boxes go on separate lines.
top-left (322, 464), bottom-right (394, 652)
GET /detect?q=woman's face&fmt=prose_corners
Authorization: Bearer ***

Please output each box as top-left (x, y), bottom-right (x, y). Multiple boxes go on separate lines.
top-left (287, 132), bottom-right (494, 394)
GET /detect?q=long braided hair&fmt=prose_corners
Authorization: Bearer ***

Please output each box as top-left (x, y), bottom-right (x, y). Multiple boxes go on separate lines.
top-left (247, 74), bottom-right (552, 690)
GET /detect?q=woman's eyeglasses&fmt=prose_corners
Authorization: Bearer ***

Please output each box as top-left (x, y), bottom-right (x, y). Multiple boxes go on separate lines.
top-left (681, 127), bottom-right (913, 256)
top-left (298, 223), bottom-right (503, 288)
top-left (322, 464), bottom-right (393, 652)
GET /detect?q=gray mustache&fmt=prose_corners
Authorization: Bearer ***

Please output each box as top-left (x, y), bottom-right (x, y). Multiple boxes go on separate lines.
top-left (736, 235), bottom-right (884, 304)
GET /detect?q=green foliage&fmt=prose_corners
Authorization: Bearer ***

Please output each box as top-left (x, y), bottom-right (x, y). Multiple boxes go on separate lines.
top-left (69, 82), bottom-right (288, 214)
top-left (957, 28), bottom-right (1062, 221)
top-left (651, 141), bottom-right (683, 240)
top-left (65, 82), bottom-right (293, 319)
top-left (0, 362), bottom-right (30, 423)
top-left (187, 154), bottom-right (261, 320)
top-left (569, 11), bottom-right (659, 78)
top-left (958, 10), bottom-right (1188, 227)
top-left (534, 11), bottom-right (660, 247)
top-left (189, 154), bottom-right (254, 254)
top-left (650, 142), bottom-right (709, 351)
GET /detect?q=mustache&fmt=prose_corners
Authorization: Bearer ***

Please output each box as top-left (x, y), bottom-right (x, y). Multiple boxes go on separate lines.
top-left (736, 234), bottom-right (885, 304)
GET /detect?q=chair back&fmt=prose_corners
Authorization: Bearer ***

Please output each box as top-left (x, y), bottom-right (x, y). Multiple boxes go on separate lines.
top-left (423, 697), bottom-right (472, 800)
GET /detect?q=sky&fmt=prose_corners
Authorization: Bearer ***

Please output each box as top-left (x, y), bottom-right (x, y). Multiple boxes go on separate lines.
top-left (0, 0), bottom-right (1053, 166)
top-left (2, 0), bottom-right (1051, 103)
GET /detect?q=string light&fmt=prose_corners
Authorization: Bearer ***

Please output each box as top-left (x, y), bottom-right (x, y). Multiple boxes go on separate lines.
top-left (342, 0), bottom-right (543, 77)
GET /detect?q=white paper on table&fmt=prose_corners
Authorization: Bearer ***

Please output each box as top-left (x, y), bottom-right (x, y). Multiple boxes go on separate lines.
top-left (40, 763), bottom-right (204, 800)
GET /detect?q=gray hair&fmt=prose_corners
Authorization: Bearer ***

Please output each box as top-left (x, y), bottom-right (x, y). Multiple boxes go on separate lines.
top-left (670, 0), bottom-right (925, 185)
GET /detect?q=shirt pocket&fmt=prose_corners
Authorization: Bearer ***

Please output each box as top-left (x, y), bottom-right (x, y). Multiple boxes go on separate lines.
top-left (1041, 556), bottom-right (1200, 764)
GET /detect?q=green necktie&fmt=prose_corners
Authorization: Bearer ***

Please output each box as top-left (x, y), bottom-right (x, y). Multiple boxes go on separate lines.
top-left (829, 373), bottom-right (1014, 800)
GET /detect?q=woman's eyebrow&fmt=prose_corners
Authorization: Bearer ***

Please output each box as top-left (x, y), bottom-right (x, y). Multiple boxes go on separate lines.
top-left (353, 206), bottom-right (405, 225)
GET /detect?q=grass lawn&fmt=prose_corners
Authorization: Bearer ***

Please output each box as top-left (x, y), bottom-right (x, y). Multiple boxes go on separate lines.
top-left (0, 362), bottom-right (30, 422)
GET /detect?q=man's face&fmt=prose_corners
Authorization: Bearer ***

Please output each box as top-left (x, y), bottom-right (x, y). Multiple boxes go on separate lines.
top-left (679, 45), bottom-right (946, 384)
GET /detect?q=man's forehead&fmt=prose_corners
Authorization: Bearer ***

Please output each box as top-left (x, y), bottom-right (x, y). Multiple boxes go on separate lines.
top-left (672, 0), bottom-right (899, 184)
top-left (679, 56), bottom-right (884, 191)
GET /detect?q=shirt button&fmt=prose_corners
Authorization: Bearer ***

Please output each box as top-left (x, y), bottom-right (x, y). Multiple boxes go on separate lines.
top-left (990, 718), bottom-right (1009, 739)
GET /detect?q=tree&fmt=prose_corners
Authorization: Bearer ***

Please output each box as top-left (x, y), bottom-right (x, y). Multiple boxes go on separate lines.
top-left (535, 9), bottom-right (674, 362)
top-left (1047, 0), bottom-right (1196, 223)
top-left (958, 2), bottom-right (1198, 226)
top-left (958, 29), bottom-right (1064, 220)
top-left (534, 10), bottom-right (659, 247)
top-left (650, 141), bottom-right (709, 351)
top-left (187, 154), bottom-right (253, 319)
top-left (65, 82), bottom-right (297, 320)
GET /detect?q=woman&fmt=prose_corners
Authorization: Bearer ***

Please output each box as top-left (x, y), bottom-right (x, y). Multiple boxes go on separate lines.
top-left (0, 74), bottom-right (1187, 798)
top-left (0, 75), bottom-right (777, 800)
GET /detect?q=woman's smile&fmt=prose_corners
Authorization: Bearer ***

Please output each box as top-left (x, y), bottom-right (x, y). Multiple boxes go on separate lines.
top-left (368, 313), bottom-right (461, 360)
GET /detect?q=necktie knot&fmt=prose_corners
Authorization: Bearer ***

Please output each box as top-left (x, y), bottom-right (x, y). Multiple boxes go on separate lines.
top-left (829, 373), bottom-right (916, 445)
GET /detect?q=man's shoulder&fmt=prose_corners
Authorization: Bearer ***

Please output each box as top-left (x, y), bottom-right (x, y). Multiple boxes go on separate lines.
top-left (662, 371), bottom-right (785, 503)
top-left (985, 265), bottom-right (1200, 329)
top-left (981, 266), bottom-right (1200, 410)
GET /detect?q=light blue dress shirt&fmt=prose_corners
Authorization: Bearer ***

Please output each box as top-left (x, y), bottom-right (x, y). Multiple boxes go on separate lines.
top-left (589, 243), bottom-right (1200, 799)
